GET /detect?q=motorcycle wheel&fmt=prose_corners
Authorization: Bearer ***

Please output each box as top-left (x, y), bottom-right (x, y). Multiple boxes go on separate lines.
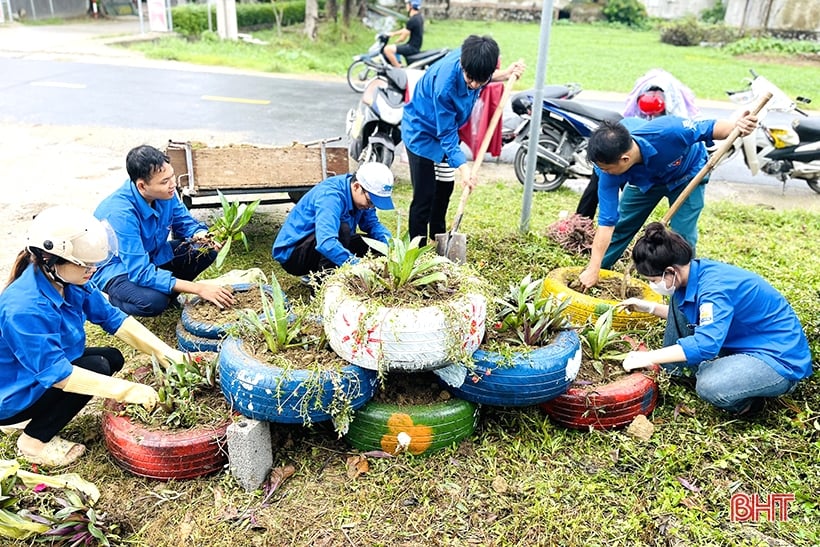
top-left (347, 60), bottom-right (378, 93)
top-left (360, 143), bottom-right (395, 168)
top-left (513, 136), bottom-right (569, 191)
top-left (807, 178), bottom-right (820, 194)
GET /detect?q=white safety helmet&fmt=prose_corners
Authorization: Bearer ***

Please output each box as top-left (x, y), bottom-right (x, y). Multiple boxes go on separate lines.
top-left (26, 206), bottom-right (118, 268)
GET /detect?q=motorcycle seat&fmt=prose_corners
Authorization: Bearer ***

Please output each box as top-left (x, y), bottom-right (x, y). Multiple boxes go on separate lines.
top-left (544, 99), bottom-right (623, 124)
top-left (512, 86), bottom-right (580, 116)
top-left (406, 48), bottom-right (449, 66)
top-left (792, 117), bottom-right (820, 142)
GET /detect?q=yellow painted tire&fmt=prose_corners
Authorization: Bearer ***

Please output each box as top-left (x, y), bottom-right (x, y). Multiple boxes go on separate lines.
top-left (541, 267), bottom-right (662, 330)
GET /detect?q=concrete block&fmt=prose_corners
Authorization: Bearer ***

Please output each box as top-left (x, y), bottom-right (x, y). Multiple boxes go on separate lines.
top-left (227, 418), bottom-right (273, 492)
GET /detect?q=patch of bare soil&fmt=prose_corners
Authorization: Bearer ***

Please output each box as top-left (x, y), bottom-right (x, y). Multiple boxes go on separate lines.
top-left (241, 322), bottom-right (348, 371)
top-left (568, 275), bottom-right (643, 300)
top-left (373, 371), bottom-right (452, 406)
top-left (186, 286), bottom-right (263, 325)
top-left (573, 358), bottom-right (629, 387)
top-left (738, 52), bottom-right (820, 68)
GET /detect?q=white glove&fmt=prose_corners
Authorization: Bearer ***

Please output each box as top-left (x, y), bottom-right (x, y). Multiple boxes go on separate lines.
top-left (62, 367), bottom-right (159, 410)
top-left (623, 351), bottom-right (655, 372)
top-left (115, 316), bottom-right (185, 366)
top-left (619, 297), bottom-right (656, 315)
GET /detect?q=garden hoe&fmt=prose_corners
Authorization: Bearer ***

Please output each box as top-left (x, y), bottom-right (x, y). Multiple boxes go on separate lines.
top-left (436, 72), bottom-right (520, 264)
top-left (661, 91), bottom-right (772, 225)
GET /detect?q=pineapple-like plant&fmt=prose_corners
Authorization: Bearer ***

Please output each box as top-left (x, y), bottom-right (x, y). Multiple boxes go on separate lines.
top-left (492, 274), bottom-right (571, 347)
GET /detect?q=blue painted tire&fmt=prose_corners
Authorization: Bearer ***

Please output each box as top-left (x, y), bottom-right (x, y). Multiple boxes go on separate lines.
top-left (437, 329), bottom-right (583, 406)
top-left (176, 321), bottom-right (221, 353)
top-left (218, 336), bottom-right (378, 426)
top-left (181, 283), bottom-right (275, 340)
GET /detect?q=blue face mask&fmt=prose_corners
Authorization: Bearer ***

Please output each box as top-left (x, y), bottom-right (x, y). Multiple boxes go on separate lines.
top-left (649, 271), bottom-right (677, 297)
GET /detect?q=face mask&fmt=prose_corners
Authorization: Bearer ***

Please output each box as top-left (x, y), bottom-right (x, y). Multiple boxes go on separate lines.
top-left (649, 271), bottom-right (676, 297)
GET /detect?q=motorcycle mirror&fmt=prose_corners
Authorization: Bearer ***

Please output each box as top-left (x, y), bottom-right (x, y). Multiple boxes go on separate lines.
top-left (796, 96), bottom-right (811, 105)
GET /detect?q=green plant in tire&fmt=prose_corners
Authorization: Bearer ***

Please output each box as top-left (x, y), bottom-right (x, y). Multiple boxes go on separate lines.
top-left (578, 306), bottom-right (632, 379)
top-left (234, 275), bottom-right (306, 354)
top-left (361, 234), bottom-right (449, 292)
top-left (492, 274), bottom-right (571, 347)
top-left (204, 190), bottom-right (260, 270)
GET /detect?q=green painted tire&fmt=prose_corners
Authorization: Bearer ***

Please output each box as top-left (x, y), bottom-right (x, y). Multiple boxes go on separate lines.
top-left (541, 266), bottom-right (662, 330)
top-left (344, 398), bottom-right (478, 456)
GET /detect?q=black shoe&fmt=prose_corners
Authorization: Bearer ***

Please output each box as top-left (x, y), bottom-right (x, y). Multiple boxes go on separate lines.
top-left (736, 398), bottom-right (766, 418)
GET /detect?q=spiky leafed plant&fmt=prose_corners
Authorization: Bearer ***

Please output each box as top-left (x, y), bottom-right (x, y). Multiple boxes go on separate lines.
top-left (578, 306), bottom-right (633, 378)
top-left (205, 190), bottom-right (260, 270)
top-left (492, 274), bottom-right (571, 347)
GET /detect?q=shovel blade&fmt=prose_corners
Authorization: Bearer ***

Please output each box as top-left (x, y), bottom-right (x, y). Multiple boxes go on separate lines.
top-left (435, 232), bottom-right (467, 264)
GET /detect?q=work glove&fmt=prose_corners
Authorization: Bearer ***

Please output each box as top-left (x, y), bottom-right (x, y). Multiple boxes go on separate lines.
top-left (622, 351), bottom-right (656, 372)
top-left (618, 297), bottom-right (656, 315)
top-left (115, 316), bottom-right (186, 367)
top-left (63, 366), bottom-right (159, 411)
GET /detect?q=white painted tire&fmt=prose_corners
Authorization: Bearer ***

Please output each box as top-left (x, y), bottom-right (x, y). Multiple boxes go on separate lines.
top-left (322, 278), bottom-right (487, 372)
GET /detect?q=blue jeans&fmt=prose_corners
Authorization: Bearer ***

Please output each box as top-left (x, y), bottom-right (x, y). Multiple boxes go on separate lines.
top-left (105, 240), bottom-right (216, 317)
top-left (602, 181), bottom-right (706, 269)
top-left (663, 298), bottom-right (796, 414)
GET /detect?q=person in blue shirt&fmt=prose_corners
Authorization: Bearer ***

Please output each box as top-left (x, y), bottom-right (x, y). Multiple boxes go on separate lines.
top-left (0, 206), bottom-right (185, 467)
top-left (273, 162), bottom-right (395, 276)
top-left (93, 145), bottom-right (235, 317)
top-left (383, 0), bottom-right (423, 68)
top-left (619, 222), bottom-right (812, 415)
top-left (401, 34), bottom-right (525, 243)
top-left (578, 112), bottom-right (758, 290)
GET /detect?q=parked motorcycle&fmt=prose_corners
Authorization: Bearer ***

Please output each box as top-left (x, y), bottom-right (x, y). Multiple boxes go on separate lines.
top-left (726, 70), bottom-right (820, 194)
top-left (511, 94), bottom-right (623, 191)
top-left (346, 64), bottom-right (410, 167)
top-left (346, 33), bottom-right (449, 93)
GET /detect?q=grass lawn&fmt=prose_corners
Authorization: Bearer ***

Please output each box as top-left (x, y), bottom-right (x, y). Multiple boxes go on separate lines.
top-left (124, 19), bottom-right (820, 103)
top-left (1, 171), bottom-right (817, 546)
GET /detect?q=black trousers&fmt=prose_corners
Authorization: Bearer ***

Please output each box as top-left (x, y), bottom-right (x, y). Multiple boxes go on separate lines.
top-left (407, 147), bottom-right (455, 244)
top-left (575, 171), bottom-right (600, 220)
top-left (280, 222), bottom-right (370, 276)
top-left (0, 347), bottom-right (124, 443)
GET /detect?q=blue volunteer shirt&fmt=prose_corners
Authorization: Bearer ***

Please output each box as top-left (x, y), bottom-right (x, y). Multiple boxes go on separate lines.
top-left (597, 116), bottom-right (717, 227)
top-left (93, 180), bottom-right (207, 294)
top-left (673, 259), bottom-right (812, 381)
top-left (0, 264), bottom-right (127, 419)
top-left (401, 47), bottom-right (481, 169)
top-left (272, 174), bottom-right (391, 266)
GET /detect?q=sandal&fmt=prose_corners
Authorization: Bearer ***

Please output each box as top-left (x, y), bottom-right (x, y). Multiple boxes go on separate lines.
top-left (17, 436), bottom-right (87, 467)
top-left (0, 419), bottom-right (31, 435)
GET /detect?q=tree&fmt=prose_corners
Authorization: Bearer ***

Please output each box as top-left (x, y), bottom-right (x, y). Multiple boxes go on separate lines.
top-left (305, 0), bottom-right (319, 39)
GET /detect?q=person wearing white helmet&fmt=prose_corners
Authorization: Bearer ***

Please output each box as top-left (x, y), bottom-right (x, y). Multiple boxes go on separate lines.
top-left (273, 162), bottom-right (394, 276)
top-left (383, 0), bottom-right (424, 68)
top-left (93, 145), bottom-right (235, 317)
top-left (0, 206), bottom-right (186, 467)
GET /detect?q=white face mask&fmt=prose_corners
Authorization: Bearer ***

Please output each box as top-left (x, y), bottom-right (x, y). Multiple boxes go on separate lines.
top-left (649, 271), bottom-right (677, 297)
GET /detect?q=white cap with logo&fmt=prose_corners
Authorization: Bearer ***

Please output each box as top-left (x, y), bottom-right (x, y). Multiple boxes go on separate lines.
top-left (355, 163), bottom-right (395, 210)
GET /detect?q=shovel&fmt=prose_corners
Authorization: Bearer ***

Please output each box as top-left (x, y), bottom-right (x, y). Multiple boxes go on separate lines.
top-left (661, 91), bottom-right (772, 225)
top-left (435, 72), bottom-right (519, 263)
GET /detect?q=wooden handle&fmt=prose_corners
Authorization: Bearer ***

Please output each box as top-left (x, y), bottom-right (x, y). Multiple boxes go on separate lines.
top-left (662, 91), bottom-right (772, 225)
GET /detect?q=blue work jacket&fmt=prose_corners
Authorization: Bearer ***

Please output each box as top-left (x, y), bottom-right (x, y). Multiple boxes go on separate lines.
top-left (0, 265), bottom-right (126, 418)
top-left (401, 47), bottom-right (481, 169)
top-left (272, 174), bottom-right (391, 266)
top-left (673, 259), bottom-right (812, 381)
top-left (597, 116), bottom-right (717, 227)
top-left (93, 180), bottom-right (207, 294)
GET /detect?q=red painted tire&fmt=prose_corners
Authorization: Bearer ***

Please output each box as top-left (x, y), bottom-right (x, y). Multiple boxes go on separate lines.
top-left (540, 367), bottom-right (659, 430)
top-left (102, 401), bottom-right (230, 480)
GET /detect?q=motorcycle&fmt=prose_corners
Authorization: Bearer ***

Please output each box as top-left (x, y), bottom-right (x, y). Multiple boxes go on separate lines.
top-left (346, 63), bottom-right (410, 167)
top-left (510, 94), bottom-right (623, 191)
top-left (726, 69), bottom-right (820, 194)
top-left (346, 33), bottom-right (449, 93)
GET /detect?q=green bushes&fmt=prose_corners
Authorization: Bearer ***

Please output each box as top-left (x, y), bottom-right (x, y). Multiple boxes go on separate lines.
top-left (171, 0), bottom-right (320, 38)
top-left (699, 0), bottom-right (725, 24)
top-left (723, 36), bottom-right (820, 56)
top-left (660, 16), bottom-right (744, 47)
top-left (602, 0), bottom-right (647, 27)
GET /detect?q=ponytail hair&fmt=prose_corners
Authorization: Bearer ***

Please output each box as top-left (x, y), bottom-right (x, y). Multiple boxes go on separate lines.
top-left (4, 249), bottom-right (66, 290)
top-left (631, 222), bottom-right (693, 277)
top-left (5, 250), bottom-right (34, 289)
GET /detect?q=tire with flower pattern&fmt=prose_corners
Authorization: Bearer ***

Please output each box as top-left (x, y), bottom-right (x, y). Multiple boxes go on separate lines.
top-left (344, 398), bottom-right (478, 456)
top-left (218, 336), bottom-right (378, 425)
top-left (436, 329), bottom-right (583, 406)
top-left (540, 367), bottom-right (660, 430)
top-left (102, 402), bottom-right (229, 480)
top-left (541, 267), bottom-right (662, 331)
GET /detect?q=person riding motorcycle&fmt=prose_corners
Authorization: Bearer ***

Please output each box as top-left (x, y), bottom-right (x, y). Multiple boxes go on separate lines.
top-left (383, 1), bottom-right (424, 68)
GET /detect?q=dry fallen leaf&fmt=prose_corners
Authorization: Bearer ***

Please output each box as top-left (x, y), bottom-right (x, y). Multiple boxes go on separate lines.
top-left (346, 455), bottom-right (370, 479)
top-left (267, 464), bottom-right (296, 493)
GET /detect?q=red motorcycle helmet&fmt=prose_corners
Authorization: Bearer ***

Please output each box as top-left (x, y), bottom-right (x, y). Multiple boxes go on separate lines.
top-left (637, 90), bottom-right (666, 118)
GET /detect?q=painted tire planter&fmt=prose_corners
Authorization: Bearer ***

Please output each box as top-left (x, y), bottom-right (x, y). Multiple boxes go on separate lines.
top-left (321, 272), bottom-right (487, 372)
top-left (540, 366), bottom-right (660, 430)
top-left (435, 329), bottom-right (583, 407)
top-left (176, 321), bottom-right (221, 353)
top-left (541, 267), bottom-right (662, 331)
top-left (345, 398), bottom-right (478, 456)
top-left (102, 401), bottom-right (230, 480)
top-left (218, 336), bottom-right (378, 425)
top-left (181, 283), bottom-right (276, 340)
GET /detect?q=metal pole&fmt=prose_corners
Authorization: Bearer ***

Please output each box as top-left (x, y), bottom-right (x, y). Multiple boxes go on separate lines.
top-left (519, 0), bottom-right (554, 234)
top-left (137, 0), bottom-right (144, 34)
